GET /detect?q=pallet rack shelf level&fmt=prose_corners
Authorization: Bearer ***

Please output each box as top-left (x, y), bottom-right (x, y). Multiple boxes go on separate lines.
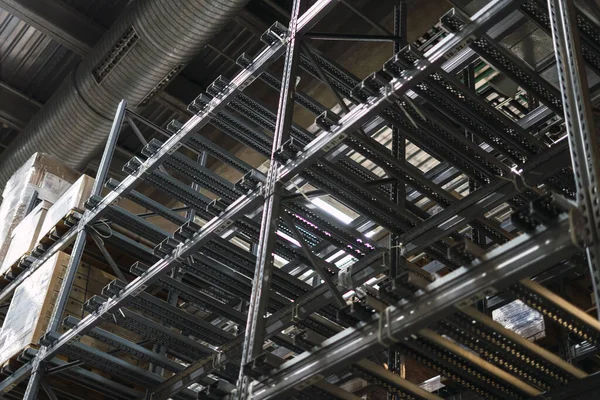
top-left (1, 0), bottom-right (599, 398)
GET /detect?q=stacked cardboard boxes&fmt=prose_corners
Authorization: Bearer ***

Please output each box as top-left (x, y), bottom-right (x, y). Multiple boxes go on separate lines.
top-left (0, 200), bottom-right (52, 278)
top-left (37, 174), bottom-right (95, 244)
top-left (0, 153), bottom-right (79, 266)
top-left (0, 252), bottom-right (115, 367)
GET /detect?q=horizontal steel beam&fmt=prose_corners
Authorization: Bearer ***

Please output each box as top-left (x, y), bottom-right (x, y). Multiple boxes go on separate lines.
top-left (0, 0), bottom-right (103, 55)
top-left (0, 81), bottom-right (41, 130)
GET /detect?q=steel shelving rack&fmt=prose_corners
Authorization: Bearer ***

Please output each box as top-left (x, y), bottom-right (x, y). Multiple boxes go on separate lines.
top-left (0, 0), bottom-right (600, 399)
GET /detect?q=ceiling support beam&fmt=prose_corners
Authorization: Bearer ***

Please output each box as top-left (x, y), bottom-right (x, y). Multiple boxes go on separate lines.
top-left (0, 81), bottom-right (41, 130)
top-left (0, 0), bottom-right (103, 56)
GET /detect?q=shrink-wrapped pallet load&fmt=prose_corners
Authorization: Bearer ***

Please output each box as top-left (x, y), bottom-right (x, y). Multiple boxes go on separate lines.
top-left (0, 252), bottom-right (114, 367)
top-left (0, 200), bottom-right (52, 278)
top-left (0, 153), bottom-right (79, 266)
top-left (37, 174), bottom-right (95, 243)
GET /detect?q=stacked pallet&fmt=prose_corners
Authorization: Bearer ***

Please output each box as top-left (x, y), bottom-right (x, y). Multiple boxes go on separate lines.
top-left (0, 174), bottom-right (94, 286)
top-left (0, 153), bottom-right (79, 268)
top-left (0, 252), bottom-right (115, 368)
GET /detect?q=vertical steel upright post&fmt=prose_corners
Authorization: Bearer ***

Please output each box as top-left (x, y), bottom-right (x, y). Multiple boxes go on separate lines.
top-left (23, 100), bottom-right (127, 400)
top-left (464, 63), bottom-right (486, 314)
top-left (237, 1), bottom-right (302, 398)
top-left (388, 1), bottom-right (406, 389)
top-left (548, 0), bottom-right (600, 318)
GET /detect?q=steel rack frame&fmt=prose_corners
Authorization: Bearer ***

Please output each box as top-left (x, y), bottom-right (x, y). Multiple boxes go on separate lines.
top-left (0, 1), bottom-right (381, 397)
top-left (249, 214), bottom-right (582, 399)
top-left (0, 0), bottom-right (599, 398)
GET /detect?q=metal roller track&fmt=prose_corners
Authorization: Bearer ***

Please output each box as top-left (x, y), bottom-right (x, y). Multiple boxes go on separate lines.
top-left (113, 172), bottom-right (320, 274)
top-left (139, 169), bottom-right (216, 218)
top-left (198, 70), bottom-right (486, 246)
top-left (395, 50), bottom-right (546, 161)
top-left (161, 149), bottom-right (240, 202)
top-left (120, 158), bottom-right (325, 270)
top-left (452, 28), bottom-right (563, 116)
top-left (249, 212), bottom-right (579, 399)
top-left (108, 307), bottom-right (214, 360)
top-left (301, 161), bottom-right (458, 266)
top-left (114, 169), bottom-right (315, 299)
top-left (400, 141), bottom-right (572, 257)
top-left (440, 307), bottom-right (587, 389)
top-left (101, 285), bottom-right (235, 346)
top-left (521, 0), bottom-right (600, 75)
top-left (105, 179), bottom-right (189, 226)
top-left (512, 279), bottom-right (600, 346)
top-left (401, 334), bottom-right (531, 399)
top-left (267, 11), bottom-right (575, 203)
top-left (63, 316), bottom-right (185, 373)
top-left (435, 318), bottom-right (555, 392)
top-left (104, 204), bottom-right (170, 244)
top-left (286, 25), bottom-right (536, 182)
top-left (149, 248), bottom-right (386, 399)
top-left (186, 131), bottom-right (254, 174)
top-left (129, 263), bottom-right (247, 325)
top-left (20, 349), bottom-right (142, 400)
top-left (57, 341), bottom-right (170, 389)
top-left (191, 84), bottom-right (503, 260)
top-left (343, 132), bottom-right (512, 245)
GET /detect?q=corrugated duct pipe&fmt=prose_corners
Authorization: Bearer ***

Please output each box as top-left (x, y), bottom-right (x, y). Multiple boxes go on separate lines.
top-left (0, 0), bottom-right (251, 188)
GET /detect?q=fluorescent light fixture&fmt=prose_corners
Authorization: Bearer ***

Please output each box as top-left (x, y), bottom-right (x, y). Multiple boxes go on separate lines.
top-left (335, 254), bottom-right (356, 268)
top-left (311, 197), bottom-right (354, 224)
top-left (276, 230), bottom-right (300, 246)
top-left (325, 249), bottom-right (346, 263)
top-left (273, 254), bottom-right (288, 267)
top-left (365, 277), bottom-right (379, 286)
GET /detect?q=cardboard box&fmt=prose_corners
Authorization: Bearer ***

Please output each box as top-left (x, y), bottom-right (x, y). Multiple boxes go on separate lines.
top-left (0, 200), bottom-right (52, 276)
top-left (0, 252), bottom-right (115, 366)
top-left (0, 153), bottom-right (78, 266)
top-left (38, 175), bottom-right (95, 243)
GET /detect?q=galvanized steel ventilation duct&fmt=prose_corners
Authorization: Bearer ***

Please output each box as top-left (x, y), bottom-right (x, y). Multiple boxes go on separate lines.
top-left (0, 0), bottom-right (251, 188)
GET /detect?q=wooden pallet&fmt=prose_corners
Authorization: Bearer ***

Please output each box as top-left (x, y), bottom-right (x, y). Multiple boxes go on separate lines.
top-left (38, 209), bottom-right (83, 246)
top-left (0, 344), bottom-right (38, 372)
top-left (1, 252), bottom-right (35, 283)
top-left (0, 209), bottom-right (82, 286)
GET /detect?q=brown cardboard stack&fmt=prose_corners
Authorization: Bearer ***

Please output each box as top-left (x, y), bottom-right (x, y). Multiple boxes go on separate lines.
top-left (0, 252), bottom-right (115, 366)
top-left (37, 174), bottom-right (95, 243)
top-left (0, 200), bottom-right (52, 278)
top-left (0, 153), bottom-right (79, 266)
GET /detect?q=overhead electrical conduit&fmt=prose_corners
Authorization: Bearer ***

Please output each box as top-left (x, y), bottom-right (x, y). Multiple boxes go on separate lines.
top-left (0, 0), bottom-right (251, 188)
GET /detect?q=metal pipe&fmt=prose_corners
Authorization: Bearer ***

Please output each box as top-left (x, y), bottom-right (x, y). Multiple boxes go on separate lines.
top-left (0, 0), bottom-right (254, 190)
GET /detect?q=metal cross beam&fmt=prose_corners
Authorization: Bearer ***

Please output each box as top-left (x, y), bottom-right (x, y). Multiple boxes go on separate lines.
top-left (0, 81), bottom-right (42, 130)
top-left (0, 0), bottom-right (103, 55)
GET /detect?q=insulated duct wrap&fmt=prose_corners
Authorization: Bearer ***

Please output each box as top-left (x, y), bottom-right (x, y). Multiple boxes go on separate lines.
top-left (0, 0), bottom-right (251, 188)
